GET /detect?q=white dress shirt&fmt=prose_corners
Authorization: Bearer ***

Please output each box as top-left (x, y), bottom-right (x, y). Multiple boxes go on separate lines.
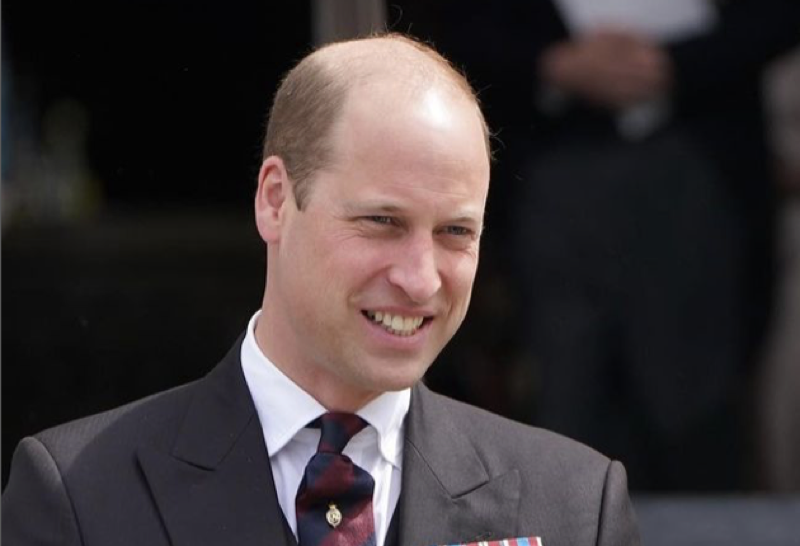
top-left (240, 311), bottom-right (410, 546)
top-left (554, 0), bottom-right (717, 41)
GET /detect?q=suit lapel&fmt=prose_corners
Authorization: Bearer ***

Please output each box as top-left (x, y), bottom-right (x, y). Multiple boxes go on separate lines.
top-left (135, 340), bottom-right (520, 546)
top-left (397, 384), bottom-right (520, 546)
top-left (137, 339), bottom-right (295, 546)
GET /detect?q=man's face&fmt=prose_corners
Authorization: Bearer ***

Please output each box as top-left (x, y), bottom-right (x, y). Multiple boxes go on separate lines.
top-left (260, 82), bottom-right (490, 410)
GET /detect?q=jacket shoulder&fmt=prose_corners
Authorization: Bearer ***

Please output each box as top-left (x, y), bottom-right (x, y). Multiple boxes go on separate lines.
top-left (413, 387), bottom-right (639, 545)
top-left (34, 379), bottom-right (199, 468)
top-left (427, 388), bottom-right (614, 487)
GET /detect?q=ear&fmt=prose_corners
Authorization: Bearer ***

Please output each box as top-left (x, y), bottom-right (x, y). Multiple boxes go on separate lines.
top-left (255, 156), bottom-right (294, 243)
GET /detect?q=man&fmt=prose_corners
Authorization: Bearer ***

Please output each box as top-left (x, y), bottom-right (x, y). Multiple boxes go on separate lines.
top-left (3, 34), bottom-right (639, 546)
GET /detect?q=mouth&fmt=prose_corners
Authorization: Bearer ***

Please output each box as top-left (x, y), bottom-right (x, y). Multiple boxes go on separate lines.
top-left (362, 310), bottom-right (431, 337)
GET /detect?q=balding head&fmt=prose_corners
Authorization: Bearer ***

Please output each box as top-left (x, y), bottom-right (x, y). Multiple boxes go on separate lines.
top-left (263, 33), bottom-right (490, 209)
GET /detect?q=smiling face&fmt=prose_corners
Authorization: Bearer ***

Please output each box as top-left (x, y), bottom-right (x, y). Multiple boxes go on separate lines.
top-left (255, 80), bottom-right (490, 411)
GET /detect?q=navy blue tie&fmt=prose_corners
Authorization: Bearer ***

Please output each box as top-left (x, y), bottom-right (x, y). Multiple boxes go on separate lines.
top-left (295, 413), bottom-right (377, 546)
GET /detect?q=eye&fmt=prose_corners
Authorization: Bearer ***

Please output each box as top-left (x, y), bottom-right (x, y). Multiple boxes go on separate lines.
top-left (440, 225), bottom-right (473, 237)
top-left (365, 215), bottom-right (395, 225)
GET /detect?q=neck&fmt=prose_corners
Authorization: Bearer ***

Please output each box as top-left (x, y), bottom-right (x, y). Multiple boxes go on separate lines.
top-left (254, 305), bottom-right (379, 412)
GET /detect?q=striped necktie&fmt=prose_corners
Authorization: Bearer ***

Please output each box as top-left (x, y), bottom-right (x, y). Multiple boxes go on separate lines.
top-left (295, 412), bottom-right (377, 546)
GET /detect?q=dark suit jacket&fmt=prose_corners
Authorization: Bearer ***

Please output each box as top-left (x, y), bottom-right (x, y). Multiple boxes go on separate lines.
top-left (2, 339), bottom-right (639, 546)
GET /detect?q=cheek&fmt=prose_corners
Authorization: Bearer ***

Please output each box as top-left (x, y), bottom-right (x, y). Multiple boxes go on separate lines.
top-left (335, 238), bottom-right (393, 273)
top-left (307, 239), bottom-right (385, 304)
top-left (282, 234), bottom-right (340, 301)
top-left (443, 253), bottom-right (479, 297)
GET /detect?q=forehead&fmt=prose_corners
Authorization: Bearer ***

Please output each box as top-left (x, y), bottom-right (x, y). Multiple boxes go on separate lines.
top-left (305, 81), bottom-right (490, 224)
top-left (333, 80), bottom-right (489, 175)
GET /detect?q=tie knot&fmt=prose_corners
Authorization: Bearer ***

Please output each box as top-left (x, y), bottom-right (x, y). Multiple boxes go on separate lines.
top-left (314, 412), bottom-right (368, 454)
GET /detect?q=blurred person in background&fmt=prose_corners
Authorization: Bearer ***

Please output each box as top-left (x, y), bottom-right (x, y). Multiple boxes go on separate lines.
top-left (429, 0), bottom-right (800, 490)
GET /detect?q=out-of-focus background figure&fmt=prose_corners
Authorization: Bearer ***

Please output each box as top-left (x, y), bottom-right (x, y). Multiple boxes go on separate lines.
top-left (410, 0), bottom-right (800, 491)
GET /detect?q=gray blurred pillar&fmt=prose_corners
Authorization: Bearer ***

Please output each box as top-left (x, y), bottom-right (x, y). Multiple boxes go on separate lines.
top-left (759, 47), bottom-right (800, 492)
top-left (311, 0), bottom-right (386, 45)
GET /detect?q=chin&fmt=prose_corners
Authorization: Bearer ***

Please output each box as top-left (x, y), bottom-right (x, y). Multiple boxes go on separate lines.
top-left (369, 363), bottom-right (431, 393)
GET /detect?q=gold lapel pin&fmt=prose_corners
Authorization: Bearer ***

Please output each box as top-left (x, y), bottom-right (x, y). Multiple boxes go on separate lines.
top-left (326, 503), bottom-right (343, 528)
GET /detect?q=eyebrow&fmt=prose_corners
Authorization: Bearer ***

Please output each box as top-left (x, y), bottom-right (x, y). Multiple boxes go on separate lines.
top-left (341, 201), bottom-right (404, 215)
top-left (342, 201), bottom-right (483, 225)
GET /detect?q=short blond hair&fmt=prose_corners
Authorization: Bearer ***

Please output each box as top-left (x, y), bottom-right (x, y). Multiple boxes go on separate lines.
top-left (262, 33), bottom-right (490, 210)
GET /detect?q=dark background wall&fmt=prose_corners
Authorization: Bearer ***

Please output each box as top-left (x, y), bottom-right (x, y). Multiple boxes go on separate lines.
top-left (2, 0), bottom-right (314, 485)
top-left (3, 0), bottom-right (312, 208)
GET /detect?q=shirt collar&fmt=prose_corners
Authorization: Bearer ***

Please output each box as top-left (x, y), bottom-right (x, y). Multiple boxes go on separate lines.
top-left (240, 311), bottom-right (410, 468)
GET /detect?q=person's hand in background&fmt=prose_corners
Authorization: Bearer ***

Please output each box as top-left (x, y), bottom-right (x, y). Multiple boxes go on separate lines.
top-left (539, 29), bottom-right (672, 108)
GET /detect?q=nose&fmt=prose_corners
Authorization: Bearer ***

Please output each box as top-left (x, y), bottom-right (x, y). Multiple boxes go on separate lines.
top-left (387, 234), bottom-right (442, 304)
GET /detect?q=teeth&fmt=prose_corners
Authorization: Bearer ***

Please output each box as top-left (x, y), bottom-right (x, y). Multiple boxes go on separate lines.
top-left (366, 311), bottom-right (426, 336)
